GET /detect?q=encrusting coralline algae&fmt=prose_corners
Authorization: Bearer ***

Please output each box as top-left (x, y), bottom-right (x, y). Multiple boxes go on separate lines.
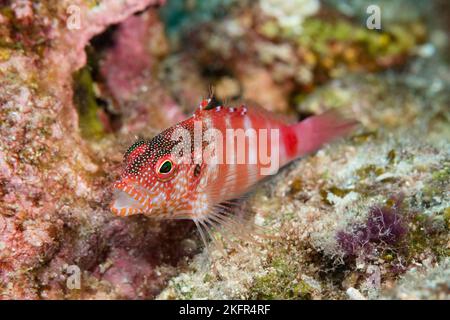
top-left (0, 0), bottom-right (448, 299)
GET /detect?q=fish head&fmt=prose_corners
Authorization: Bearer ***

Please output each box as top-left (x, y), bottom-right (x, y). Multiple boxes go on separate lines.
top-left (110, 127), bottom-right (204, 218)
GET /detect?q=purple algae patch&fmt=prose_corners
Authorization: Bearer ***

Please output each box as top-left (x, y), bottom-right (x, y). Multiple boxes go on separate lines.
top-left (337, 195), bottom-right (408, 258)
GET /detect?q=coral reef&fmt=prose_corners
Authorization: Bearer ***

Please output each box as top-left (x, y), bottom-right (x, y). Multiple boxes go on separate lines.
top-left (0, 0), bottom-right (448, 300)
top-left (0, 0), bottom-right (195, 300)
top-left (380, 258), bottom-right (449, 300)
top-left (98, 9), bottom-right (185, 136)
top-left (158, 64), bottom-right (449, 300)
top-left (160, 0), bottom-right (425, 113)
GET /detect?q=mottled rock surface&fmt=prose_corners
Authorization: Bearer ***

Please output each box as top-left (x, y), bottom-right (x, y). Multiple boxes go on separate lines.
top-left (0, 0), bottom-right (194, 300)
top-left (159, 68), bottom-right (449, 300)
top-left (156, 0), bottom-right (449, 300)
top-left (0, 0), bottom-right (448, 300)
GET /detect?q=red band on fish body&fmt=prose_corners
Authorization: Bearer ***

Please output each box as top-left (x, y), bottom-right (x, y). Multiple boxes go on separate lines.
top-left (282, 128), bottom-right (298, 159)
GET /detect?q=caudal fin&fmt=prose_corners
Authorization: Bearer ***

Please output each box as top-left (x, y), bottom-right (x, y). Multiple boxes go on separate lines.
top-left (289, 110), bottom-right (358, 158)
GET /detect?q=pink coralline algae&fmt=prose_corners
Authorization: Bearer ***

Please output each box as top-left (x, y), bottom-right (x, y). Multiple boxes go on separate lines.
top-left (0, 0), bottom-right (191, 299)
top-left (100, 10), bottom-right (184, 134)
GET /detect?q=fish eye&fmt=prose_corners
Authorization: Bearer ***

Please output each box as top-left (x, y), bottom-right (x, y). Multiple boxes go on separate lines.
top-left (155, 157), bottom-right (176, 180)
top-left (158, 159), bottom-right (173, 174)
top-left (156, 159), bottom-right (174, 178)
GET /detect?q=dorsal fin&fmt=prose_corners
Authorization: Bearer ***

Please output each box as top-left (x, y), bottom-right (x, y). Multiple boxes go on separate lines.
top-left (198, 86), bottom-right (222, 111)
top-left (238, 100), bottom-right (297, 125)
top-left (195, 94), bottom-right (297, 125)
top-left (202, 95), bottom-right (221, 110)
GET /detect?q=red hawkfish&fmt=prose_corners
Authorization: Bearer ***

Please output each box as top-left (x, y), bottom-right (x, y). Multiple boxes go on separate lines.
top-left (110, 98), bottom-right (356, 245)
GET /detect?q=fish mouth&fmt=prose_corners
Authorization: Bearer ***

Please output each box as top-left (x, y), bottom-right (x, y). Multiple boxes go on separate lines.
top-left (110, 180), bottom-right (152, 217)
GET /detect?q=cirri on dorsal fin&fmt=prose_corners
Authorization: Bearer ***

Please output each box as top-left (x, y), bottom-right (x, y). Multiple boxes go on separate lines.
top-left (196, 86), bottom-right (222, 111)
top-left (195, 95), bottom-right (297, 125)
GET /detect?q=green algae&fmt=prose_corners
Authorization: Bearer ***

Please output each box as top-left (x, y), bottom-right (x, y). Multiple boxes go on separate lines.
top-left (421, 163), bottom-right (450, 202)
top-left (72, 67), bottom-right (105, 140)
top-left (0, 48), bottom-right (12, 62)
top-left (289, 178), bottom-right (304, 194)
top-left (259, 21), bottom-right (281, 39)
top-left (84, 0), bottom-right (100, 8)
top-left (387, 149), bottom-right (397, 165)
top-left (406, 212), bottom-right (449, 262)
top-left (351, 131), bottom-right (378, 144)
top-left (320, 186), bottom-right (354, 205)
top-left (249, 256), bottom-right (313, 300)
top-left (443, 208), bottom-right (450, 229)
top-left (431, 166), bottom-right (450, 183)
top-left (356, 164), bottom-right (385, 179)
top-left (294, 18), bottom-right (422, 59)
top-left (0, 7), bottom-right (14, 21)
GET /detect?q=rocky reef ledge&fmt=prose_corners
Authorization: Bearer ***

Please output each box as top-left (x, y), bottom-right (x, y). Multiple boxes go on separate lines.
top-left (0, 0), bottom-right (448, 299)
